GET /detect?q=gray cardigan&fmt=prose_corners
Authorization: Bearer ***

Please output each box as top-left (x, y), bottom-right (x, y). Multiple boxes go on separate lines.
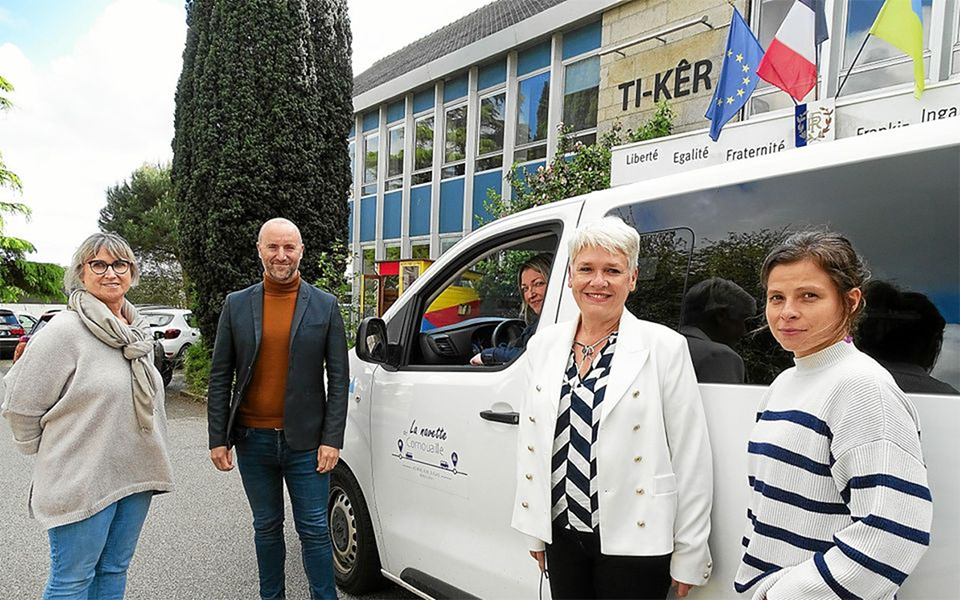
top-left (1, 311), bottom-right (175, 529)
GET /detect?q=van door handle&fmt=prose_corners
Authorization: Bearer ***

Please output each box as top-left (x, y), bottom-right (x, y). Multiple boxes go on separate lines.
top-left (479, 410), bottom-right (519, 425)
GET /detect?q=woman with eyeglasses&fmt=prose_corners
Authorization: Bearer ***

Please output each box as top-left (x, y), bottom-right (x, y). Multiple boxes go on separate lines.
top-left (2, 232), bottom-right (174, 599)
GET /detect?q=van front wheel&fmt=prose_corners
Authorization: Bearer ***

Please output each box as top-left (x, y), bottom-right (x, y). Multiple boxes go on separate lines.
top-left (329, 466), bottom-right (384, 594)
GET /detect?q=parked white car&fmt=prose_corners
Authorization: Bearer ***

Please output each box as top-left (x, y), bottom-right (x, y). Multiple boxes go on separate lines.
top-left (141, 308), bottom-right (200, 363)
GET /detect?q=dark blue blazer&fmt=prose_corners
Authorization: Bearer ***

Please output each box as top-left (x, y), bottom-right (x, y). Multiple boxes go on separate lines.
top-left (207, 280), bottom-right (349, 451)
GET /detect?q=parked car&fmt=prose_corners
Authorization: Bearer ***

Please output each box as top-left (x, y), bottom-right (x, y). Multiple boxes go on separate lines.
top-left (140, 308), bottom-right (201, 364)
top-left (16, 312), bottom-right (38, 332)
top-left (0, 309), bottom-right (26, 360)
top-left (11, 310), bottom-right (59, 364)
top-left (12, 310), bottom-right (173, 387)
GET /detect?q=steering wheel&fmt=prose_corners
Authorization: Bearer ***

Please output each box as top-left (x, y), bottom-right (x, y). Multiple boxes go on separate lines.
top-left (492, 319), bottom-right (527, 348)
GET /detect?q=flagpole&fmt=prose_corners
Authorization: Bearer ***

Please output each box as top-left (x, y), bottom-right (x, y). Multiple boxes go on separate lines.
top-left (836, 34), bottom-right (871, 99)
top-left (815, 46), bottom-right (821, 101)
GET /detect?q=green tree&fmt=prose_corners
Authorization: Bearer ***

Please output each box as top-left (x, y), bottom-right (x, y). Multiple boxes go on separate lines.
top-left (172, 0), bottom-right (354, 341)
top-left (99, 162), bottom-right (186, 306)
top-left (0, 75), bottom-right (66, 303)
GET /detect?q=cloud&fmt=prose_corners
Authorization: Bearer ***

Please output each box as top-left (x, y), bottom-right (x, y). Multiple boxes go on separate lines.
top-left (349, 0), bottom-right (492, 75)
top-left (1, 0), bottom-right (185, 265)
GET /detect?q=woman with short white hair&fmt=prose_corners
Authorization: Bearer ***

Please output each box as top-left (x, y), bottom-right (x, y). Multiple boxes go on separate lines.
top-left (2, 232), bottom-right (174, 600)
top-left (511, 216), bottom-right (714, 599)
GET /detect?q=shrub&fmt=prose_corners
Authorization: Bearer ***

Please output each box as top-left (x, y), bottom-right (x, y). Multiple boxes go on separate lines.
top-left (183, 340), bottom-right (212, 396)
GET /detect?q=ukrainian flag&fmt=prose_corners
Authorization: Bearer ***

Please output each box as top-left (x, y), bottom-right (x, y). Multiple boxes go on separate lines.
top-left (869, 0), bottom-right (925, 98)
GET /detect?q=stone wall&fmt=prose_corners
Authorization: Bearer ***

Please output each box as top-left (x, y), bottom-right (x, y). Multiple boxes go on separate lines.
top-left (599, 0), bottom-right (750, 135)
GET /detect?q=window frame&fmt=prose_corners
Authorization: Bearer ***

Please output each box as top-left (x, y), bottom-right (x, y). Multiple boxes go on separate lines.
top-left (361, 131), bottom-right (379, 197)
top-left (347, 138), bottom-right (356, 199)
top-left (412, 111), bottom-right (435, 186)
top-left (388, 223), bottom-right (564, 372)
top-left (385, 123), bottom-right (405, 192)
top-left (560, 51), bottom-right (600, 147)
top-left (442, 101), bottom-right (468, 180)
top-left (952, 4), bottom-right (960, 74)
top-left (514, 66), bottom-right (552, 165)
top-left (475, 86), bottom-right (507, 173)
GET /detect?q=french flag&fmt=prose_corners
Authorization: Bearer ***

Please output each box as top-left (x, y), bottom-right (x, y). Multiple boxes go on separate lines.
top-left (757, 0), bottom-right (829, 101)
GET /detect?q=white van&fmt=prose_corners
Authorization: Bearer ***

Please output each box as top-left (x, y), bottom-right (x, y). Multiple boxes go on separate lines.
top-left (332, 119), bottom-right (960, 599)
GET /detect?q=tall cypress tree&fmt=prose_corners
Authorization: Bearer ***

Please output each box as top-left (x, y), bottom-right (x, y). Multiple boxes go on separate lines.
top-left (172, 0), bottom-right (353, 341)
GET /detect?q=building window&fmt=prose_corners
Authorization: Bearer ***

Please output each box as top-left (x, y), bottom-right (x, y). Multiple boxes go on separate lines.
top-left (360, 246), bottom-right (378, 319)
top-left (411, 241), bottom-right (430, 259)
top-left (476, 90), bottom-right (505, 171)
top-left (443, 103), bottom-right (467, 179)
top-left (515, 70), bottom-right (550, 163)
top-left (562, 55), bottom-right (599, 146)
top-left (413, 114), bottom-right (434, 185)
top-left (362, 132), bottom-right (379, 196)
top-left (440, 235), bottom-right (461, 255)
top-left (386, 124), bottom-right (404, 191)
top-left (347, 139), bottom-right (355, 198)
top-left (385, 244), bottom-right (401, 260)
top-left (838, 0), bottom-right (933, 97)
top-left (953, 9), bottom-right (960, 75)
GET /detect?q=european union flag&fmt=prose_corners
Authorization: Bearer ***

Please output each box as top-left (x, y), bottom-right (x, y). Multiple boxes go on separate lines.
top-left (705, 8), bottom-right (765, 141)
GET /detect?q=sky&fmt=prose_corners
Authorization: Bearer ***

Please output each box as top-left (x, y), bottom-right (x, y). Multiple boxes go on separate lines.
top-left (0, 0), bottom-right (492, 266)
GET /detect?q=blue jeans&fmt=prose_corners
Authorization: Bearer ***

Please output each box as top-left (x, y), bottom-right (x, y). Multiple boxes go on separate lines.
top-left (235, 428), bottom-right (337, 600)
top-left (45, 491), bottom-right (153, 600)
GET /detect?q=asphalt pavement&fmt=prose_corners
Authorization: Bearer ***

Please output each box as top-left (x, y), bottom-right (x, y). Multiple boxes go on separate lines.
top-left (0, 361), bottom-right (413, 600)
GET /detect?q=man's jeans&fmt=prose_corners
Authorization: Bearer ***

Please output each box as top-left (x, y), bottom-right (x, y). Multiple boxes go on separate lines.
top-left (45, 491), bottom-right (153, 600)
top-left (235, 428), bottom-right (337, 600)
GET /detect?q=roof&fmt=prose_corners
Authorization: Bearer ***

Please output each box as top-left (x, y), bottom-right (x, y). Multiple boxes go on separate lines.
top-left (353, 0), bottom-right (569, 97)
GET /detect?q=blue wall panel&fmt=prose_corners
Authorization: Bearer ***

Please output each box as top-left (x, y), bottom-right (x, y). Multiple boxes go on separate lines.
top-left (563, 21), bottom-right (601, 60)
top-left (359, 195), bottom-right (377, 242)
top-left (386, 100), bottom-right (405, 123)
top-left (409, 184), bottom-right (432, 237)
top-left (518, 41), bottom-right (551, 76)
top-left (478, 59), bottom-right (507, 90)
top-left (443, 75), bottom-right (468, 103)
top-left (472, 170), bottom-right (501, 230)
top-left (413, 89), bottom-right (435, 114)
top-left (439, 178), bottom-right (465, 234)
top-left (382, 191), bottom-right (402, 240)
top-left (362, 111), bottom-right (379, 132)
top-left (514, 161), bottom-right (547, 194)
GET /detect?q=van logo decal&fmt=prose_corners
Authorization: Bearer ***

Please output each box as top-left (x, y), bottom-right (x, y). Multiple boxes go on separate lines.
top-left (392, 419), bottom-right (468, 477)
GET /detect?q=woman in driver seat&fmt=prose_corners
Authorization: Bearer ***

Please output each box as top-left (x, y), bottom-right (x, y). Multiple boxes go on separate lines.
top-left (471, 253), bottom-right (553, 365)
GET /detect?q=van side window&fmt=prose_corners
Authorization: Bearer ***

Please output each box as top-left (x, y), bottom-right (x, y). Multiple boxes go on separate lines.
top-left (611, 144), bottom-right (960, 392)
top-left (403, 233), bottom-right (559, 368)
top-left (624, 228), bottom-right (694, 331)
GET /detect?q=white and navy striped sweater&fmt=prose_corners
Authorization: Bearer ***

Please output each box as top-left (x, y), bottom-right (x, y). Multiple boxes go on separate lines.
top-left (735, 341), bottom-right (931, 600)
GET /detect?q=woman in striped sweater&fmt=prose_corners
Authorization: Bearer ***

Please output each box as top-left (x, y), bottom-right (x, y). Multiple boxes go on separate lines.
top-left (735, 230), bottom-right (932, 599)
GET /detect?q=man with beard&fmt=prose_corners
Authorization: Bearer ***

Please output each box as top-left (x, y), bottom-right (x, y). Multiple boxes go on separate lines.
top-left (208, 217), bottom-right (348, 600)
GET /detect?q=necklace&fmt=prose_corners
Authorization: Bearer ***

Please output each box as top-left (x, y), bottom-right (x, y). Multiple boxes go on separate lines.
top-left (572, 331), bottom-right (616, 360)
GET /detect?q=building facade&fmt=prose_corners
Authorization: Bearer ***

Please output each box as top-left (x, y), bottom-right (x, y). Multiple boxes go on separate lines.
top-left (349, 0), bottom-right (960, 312)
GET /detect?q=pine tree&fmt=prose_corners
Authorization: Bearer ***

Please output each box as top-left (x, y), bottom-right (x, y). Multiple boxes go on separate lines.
top-left (172, 0), bottom-right (353, 340)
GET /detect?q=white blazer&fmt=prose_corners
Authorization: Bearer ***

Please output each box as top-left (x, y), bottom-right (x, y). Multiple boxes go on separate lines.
top-left (510, 309), bottom-right (715, 586)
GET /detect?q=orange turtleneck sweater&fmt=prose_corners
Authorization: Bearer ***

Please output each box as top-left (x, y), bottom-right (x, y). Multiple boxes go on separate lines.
top-left (237, 273), bottom-right (301, 429)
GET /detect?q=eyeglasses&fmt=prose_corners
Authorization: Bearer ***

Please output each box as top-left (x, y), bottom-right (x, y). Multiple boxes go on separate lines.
top-left (87, 259), bottom-right (132, 275)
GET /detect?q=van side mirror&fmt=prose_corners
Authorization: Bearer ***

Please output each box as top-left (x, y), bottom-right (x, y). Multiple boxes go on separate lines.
top-left (356, 317), bottom-right (390, 364)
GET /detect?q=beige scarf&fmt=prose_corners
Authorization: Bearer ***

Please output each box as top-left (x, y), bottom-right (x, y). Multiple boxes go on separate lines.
top-left (68, 289), bottom-right (158, 432)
